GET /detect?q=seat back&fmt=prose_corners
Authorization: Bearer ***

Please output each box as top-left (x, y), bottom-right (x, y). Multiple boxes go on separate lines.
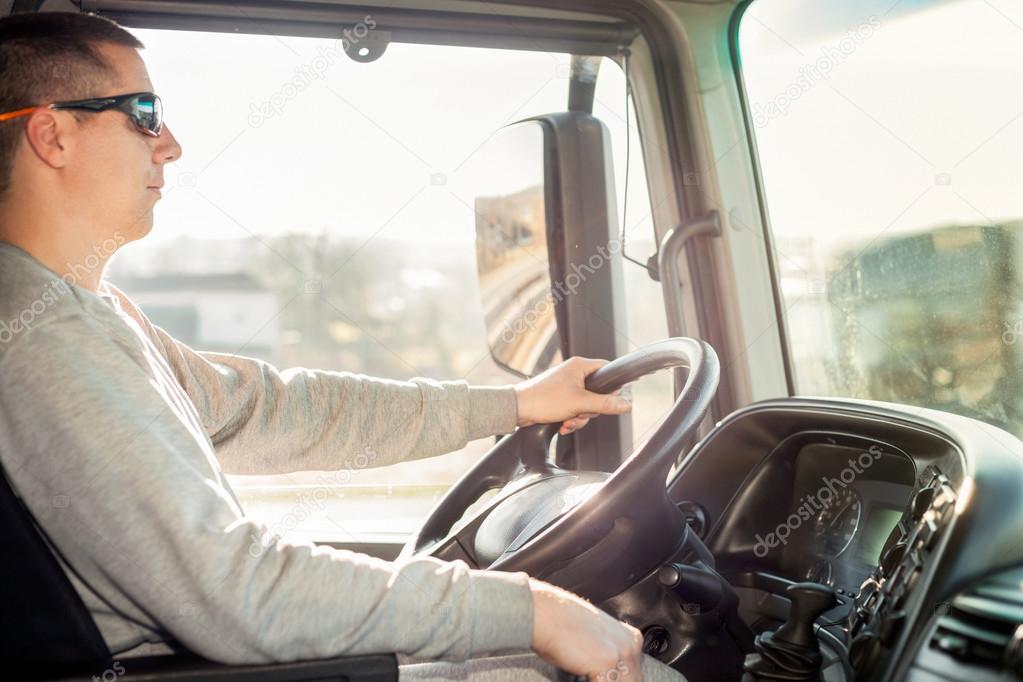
top-left (0, 464), bottom-right (400, 682)
top-left (0, 464), bottom-right (112, 677)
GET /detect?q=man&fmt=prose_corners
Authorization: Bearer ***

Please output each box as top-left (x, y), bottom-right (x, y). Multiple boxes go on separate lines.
top-left (0, 11), bottom-right (685, 682)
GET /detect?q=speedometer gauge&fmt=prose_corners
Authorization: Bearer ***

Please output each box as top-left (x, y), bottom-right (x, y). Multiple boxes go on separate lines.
top-left (805, 558), bottom-right (833, 585)
top-left (814, 488), bottom-right (862, 558)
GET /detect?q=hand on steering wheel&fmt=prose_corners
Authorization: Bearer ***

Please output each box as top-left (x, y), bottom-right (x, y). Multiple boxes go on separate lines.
top-left (513, 356), bottom-right (633, 436)
top-left (402, 337), bottom-right (720, 607)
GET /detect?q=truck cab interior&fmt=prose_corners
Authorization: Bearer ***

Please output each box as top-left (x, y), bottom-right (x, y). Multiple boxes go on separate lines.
top-left (4, 1), bottom-right (1023, 681)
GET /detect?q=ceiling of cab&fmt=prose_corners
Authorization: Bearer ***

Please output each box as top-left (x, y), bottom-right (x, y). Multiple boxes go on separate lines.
top-left (70, 0), bottom-right (638, 55)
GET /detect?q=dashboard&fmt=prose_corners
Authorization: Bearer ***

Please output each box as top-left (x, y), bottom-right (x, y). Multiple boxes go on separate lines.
top-left (773, 437), bottom-right (916, 596)
top-left (631, 397), bottom-right (1023, 681)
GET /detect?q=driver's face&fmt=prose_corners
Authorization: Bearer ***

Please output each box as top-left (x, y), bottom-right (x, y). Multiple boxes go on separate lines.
top-left (66, 42), bottom-right (182, 244)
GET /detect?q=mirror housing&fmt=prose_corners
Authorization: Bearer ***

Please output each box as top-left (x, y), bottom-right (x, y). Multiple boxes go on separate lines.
top-left (471, 112), bottom-right (627, 382)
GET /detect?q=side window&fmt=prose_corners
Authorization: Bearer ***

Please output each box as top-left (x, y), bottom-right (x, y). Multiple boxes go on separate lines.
top-left (594, 58), bottom-right (675, 451)
top-left (739, 0), bottom-right (1023, 438)
top-left (108, 30), bottom-right (573, 543)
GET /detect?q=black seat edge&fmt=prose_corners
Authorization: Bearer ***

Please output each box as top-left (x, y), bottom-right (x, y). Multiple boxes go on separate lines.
top-left (0, 459), bottom-right (398, 681)
top-left (0, 464), bottom-right (113, 672)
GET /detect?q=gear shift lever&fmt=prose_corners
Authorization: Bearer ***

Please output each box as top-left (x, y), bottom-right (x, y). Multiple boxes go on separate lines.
top-left (743, 583), bottom-right (837, 681)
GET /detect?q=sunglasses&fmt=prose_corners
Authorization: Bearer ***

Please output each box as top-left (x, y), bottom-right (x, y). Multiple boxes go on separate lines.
top-left (0, 91), bottom-right (163, 137)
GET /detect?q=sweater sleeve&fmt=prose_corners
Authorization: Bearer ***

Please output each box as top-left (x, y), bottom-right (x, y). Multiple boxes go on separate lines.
top-left (101, 282), bottom-right (519, 475)
top-left (0, 312), bottom-right (534, 663)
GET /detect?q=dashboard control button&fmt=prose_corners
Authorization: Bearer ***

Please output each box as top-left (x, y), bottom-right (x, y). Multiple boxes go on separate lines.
top-left (859, 576), bottom-right (880, 596)
top-left (934, 485), bottom-right (955, 510)
top-left (884, 563), bottom-right (905, 593)
top-left (921, 514), bottom-right (941, 549)
top-left (881, 541), bottom-right (908, 576)
top-left (857, 578), bottom-right (880, 612)
top-left (912, 486), bottom-right (937, 521)
top-left (657, 563), bottom-right (681, 587)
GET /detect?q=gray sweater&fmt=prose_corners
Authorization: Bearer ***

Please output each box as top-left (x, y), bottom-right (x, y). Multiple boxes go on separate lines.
top-left (0, 241), bottom-right (534, 663)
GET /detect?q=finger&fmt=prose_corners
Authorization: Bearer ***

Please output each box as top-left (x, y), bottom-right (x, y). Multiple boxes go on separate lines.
top-left (630, 650), bottom-right (643, 682)
top-left (582, 391), bottom-right (632, 416)
top-left (617, 656), bottom-right (636, 682)
top-left (572, 356), bottom-right (609, 378)
top-left (559, 413), bottom-right (602, 434)
top-left (560, 417), bottom-right (588, 435)
top-left (626, 633), bottom-right (642, 678)
top-left (570, 417), bottom-right (590, 431)
top-left (623, 629), bottom-right (643, 682)
top-left (630, 658), bottom-right (642, 682)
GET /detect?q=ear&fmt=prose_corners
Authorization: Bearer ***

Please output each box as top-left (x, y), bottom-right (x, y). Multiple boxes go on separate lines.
top-left (22, 108), bottom-right (71, 169)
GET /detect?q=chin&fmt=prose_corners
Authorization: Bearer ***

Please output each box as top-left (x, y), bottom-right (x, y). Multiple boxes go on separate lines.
top-left (123, 211), bottom-right (156, 243)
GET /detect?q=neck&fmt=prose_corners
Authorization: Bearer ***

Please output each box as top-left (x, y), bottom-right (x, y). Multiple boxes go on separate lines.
top-left (0, 199), bottom-right (114, 293)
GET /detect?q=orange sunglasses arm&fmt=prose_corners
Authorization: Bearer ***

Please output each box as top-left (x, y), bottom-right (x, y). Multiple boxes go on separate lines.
top-left (0, 106), bottom-right (43, 122)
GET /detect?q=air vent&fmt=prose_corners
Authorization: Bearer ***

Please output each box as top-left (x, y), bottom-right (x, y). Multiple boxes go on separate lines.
top-left (931, 568), bottom-right (1023, 676)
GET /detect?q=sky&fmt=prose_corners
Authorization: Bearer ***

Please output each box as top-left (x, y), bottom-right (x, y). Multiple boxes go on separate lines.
top-left (131, 0), bottom-right (1023, 261)
top-left (740, 0), bottom-right (1023, 255)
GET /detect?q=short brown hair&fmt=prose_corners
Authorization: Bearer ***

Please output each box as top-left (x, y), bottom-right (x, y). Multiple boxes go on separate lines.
top-left (0, 12), bottom-right (143, 201)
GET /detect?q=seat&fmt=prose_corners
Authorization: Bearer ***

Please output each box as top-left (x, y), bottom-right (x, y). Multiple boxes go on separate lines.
top-left (0, 463), bottom-right (398, 681)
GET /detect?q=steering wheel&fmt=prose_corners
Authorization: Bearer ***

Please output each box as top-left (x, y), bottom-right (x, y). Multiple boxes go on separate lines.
top-left (398, 337), bottom-right (719, 603)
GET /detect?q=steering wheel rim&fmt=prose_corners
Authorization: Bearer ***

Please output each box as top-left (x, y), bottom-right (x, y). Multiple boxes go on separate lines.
top-left (400, 337), bottom-right (719, 602)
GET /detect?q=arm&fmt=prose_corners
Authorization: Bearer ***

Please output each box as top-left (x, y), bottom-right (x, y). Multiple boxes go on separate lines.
top-left (0, 311), bottom-right (532, 663)
top-left (103, 283), bottom-right (517, 474)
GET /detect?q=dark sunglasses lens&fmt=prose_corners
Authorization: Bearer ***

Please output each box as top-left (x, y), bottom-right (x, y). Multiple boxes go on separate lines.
top-left (131, 94), bottom-right (162, 135)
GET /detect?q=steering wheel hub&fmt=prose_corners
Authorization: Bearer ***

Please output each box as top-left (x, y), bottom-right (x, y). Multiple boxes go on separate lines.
top-left (474, 470), bottom-right (609, 565)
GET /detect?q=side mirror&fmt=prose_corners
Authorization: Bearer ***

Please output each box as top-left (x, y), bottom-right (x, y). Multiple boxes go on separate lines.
top-left (470, 113), bottom-right (625, 379)
top-left (471, 121), bottom-right (561, 378)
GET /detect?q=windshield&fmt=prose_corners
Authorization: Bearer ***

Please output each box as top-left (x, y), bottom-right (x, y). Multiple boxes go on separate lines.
top-left (106, 28), bottom-right (669, 543)
top-left (738, 0), bottom-right (1023, 438)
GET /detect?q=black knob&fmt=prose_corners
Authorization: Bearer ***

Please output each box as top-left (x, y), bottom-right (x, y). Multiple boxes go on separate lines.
top-left (911, 486), bottom-right (936, 521)
top-left (880, 541), bottom-right (907, 576)
top-left (657, 562), bottom-right (724, 612)
top-left (774, 583), bottom-right (838, 650)
top-left (743, 583), bottom-right (838, 681)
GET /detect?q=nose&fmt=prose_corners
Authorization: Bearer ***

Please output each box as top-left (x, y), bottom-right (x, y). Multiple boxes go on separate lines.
top-left (153, 123), bottom-right (182, 164)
